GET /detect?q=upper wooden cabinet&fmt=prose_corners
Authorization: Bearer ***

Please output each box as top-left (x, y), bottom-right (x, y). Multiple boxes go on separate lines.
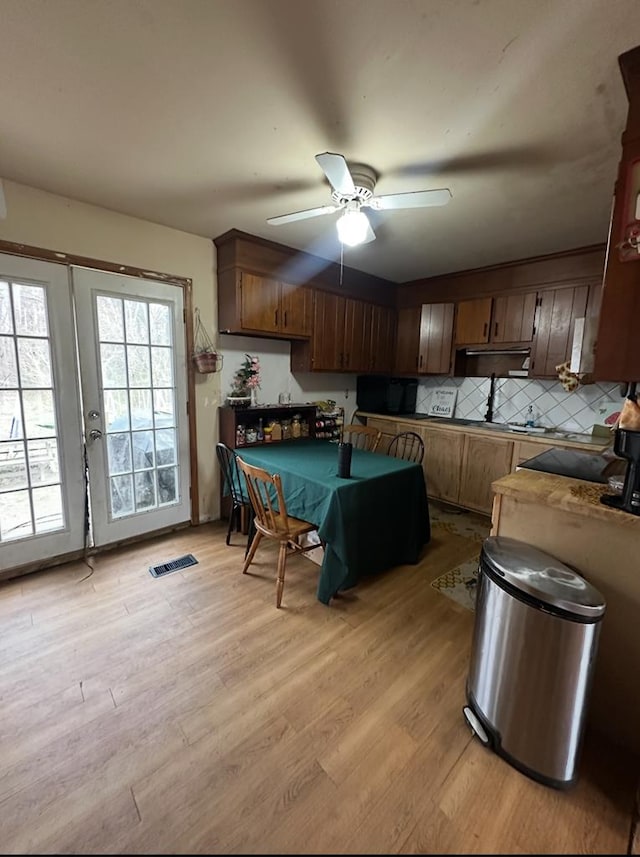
top-left (530, 284), bottom-right (589, 377)
top-left (394, 303), bottom-right (454, 375)
top-left (220, 270), bottom-right (312, 339)
top-left (291, 293), bottom-right (395, 373)
top-left (454, 294), bottom-right (537, 346)
top-left (491, 292), bottom-right (537, 343)
top-left (454, 297), bottom-right (493, 345)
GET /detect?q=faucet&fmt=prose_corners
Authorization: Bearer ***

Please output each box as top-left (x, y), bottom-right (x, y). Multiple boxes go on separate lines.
top-left (484, 373), bottom-right (496, 423)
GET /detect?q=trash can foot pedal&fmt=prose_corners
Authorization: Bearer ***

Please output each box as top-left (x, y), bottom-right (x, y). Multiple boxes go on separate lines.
top-left (463, 705), bottom-right (489, 745)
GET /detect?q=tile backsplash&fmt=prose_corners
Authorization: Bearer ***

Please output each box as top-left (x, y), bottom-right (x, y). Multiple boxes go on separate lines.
top-left (417, 376), bottom-right (623, 435)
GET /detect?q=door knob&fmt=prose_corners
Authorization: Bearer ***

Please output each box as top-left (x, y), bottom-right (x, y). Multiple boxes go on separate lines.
top-left (88, 429), bottom-right (103, 441)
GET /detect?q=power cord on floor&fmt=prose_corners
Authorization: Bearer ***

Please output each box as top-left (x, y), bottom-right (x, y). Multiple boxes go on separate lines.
top-left (77, 440), bottom-right (94, 583)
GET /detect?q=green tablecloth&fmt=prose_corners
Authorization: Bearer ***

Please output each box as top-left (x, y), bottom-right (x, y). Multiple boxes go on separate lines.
top-left (236, 439), bottom-right (430, 604)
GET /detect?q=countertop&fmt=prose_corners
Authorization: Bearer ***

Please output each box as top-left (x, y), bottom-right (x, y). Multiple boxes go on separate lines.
top-left (356, 410), bottom-right (612, 452)
top-left (491, 469), bottom-right (639, 527)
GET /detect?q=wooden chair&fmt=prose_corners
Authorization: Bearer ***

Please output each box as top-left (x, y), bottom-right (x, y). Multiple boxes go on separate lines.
top-left (341, 423), bottom-right (381, 452)
top-left (388, 431), bottom-right (425, 464)
top-left (236, 456), bottom-right (319, 608)
top-left (216, 442), bottom-right (254, 556)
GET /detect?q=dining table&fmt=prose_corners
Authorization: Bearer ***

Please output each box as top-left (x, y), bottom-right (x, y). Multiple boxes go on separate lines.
top-left (235, 438), bottom-right (431, 604)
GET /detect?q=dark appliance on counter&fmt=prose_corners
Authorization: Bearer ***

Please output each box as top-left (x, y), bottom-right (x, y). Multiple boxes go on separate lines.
top-left (600, 428), bottom-right (640, 515)
top-left (356, 375), bottom-right (418, 416)
top-left (518, 447), bottom-right (624, 484)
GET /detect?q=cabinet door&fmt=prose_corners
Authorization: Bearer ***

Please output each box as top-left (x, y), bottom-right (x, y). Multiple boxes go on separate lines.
top-left (395, 306), bottom-right (421, 374)
top-left (420, 428), bottom-right (464, 504)
top-left (240, 272), bottom-right (280, 333)
top-left (280, 282), bottom-right (312, 337)
top-left (378, 305), bottom-right (396, 374)
top-left (419, 303), bottom-right (454, 374)
top-left (365, 418), bottom-right (400, 455)
top-left (343, 298), bottom-right (368, 372)
top-left (312, 291), bottom-right (344, 371)
top-left (530, 285), bottom-right (589, 377)
top-left (454, 297), bottom-right (492, 344)
top-left (491, 292), bottom-right (537, 343)
top-left (459, 434), bottom-right (514, 515)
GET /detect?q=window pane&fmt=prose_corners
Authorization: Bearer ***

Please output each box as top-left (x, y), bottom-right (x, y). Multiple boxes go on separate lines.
top-left (0, 282), bottom-right (12, 334)
top-left (127, 345), bottom-right (151, 387)
top-left (100, 343), bottom-right (127, 387)
top-left (151, 346), bottom-right (172, 387)
top-left (134, 471), bottom-right (156, 510)
top-left (153, 389), bottom-right (175, 424)
top-left (13, 283), bottom-right (48, 336)
top-left (156, 428), bottom-right (176, 465)
top-left (17, 338), bottom-right (52, 388)
top-left (104, 389), bottom-right (130, 432)
top-left (0, 336), bottom-right (18, 387)
top-left (158, 466), bottom-right (177, 504)
top-left (111, 474), bottom-right (133, 518)
top-left (0, 488), bottom-right (33, 540)
top-left (22, 390), bottom-right (56, 438)
top-left (149, 303), bottom-right (170, 346)
top-left (0, 390), bottom-right (22, 440)
top-left (129, 389), bottom-right (152, 427)
top-left (132, 430), bottom-right (154, 469)
top-left (107, 433), bottom-right (132, 476)
top-left (32, 484), bottom-right (64, 533)
top-left (28, 439), bottom-right (60, 486)
top-left (124, 300), bottom-right (149, 344)
top-left (96, 295), bottom-right (124, 342)
top-left (0, 441), bottom-right (27, 490)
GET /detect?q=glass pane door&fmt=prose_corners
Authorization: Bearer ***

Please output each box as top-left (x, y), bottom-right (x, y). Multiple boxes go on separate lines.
top-left (0, 255), bottom-right (85, 569)
top-left (73, 268), bottom-right (190, 546)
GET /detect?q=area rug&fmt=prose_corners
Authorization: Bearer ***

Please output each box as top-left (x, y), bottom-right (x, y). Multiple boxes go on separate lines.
top-left (430, 555), bottom-right (480, 611)
top-left (428, 502), bottom-right (488, 611)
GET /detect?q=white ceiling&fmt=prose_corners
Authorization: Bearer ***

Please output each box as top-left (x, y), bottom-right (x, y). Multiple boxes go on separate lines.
top-left (1, 0), bottom-right (640, 282)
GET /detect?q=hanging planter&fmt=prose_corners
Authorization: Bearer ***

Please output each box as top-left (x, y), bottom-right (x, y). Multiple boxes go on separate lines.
top-left (192, 308), bottom-right (223, 374)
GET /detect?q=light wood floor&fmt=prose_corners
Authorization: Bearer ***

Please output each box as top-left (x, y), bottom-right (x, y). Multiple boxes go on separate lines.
top-left (0, 509), bottom-right (637, 854)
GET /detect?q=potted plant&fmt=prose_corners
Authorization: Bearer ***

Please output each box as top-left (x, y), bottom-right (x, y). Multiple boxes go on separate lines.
top-left (193, 308), bottom-right (223, 374)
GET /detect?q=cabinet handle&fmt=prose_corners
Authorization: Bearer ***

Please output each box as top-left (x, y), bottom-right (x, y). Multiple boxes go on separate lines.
top-left (494, 322), bottom-right (498, 337)
top-left (284, 310), bottom-right (288, 327)
top-left (274, 309), bottom-right (278, 327)
top-left (345, 353), bottom-right (350, 367)
top-left (339, 352), bottom-right (344, 367)
top-left (483, 322), bottom-right (488, 338)
top-left (419, 354), bottom-right (423, 369)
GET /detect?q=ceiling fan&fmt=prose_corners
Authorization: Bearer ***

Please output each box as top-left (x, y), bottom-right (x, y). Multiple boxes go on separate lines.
top-left (266, 152), bottom-right (452, 246)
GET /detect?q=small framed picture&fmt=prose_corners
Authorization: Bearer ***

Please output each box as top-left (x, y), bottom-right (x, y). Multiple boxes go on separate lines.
top-left (427, 387), bottom-right (458, 419)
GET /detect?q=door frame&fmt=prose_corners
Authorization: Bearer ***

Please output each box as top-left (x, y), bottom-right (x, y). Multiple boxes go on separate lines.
top-left (0, 238), bottom-right (199, 526)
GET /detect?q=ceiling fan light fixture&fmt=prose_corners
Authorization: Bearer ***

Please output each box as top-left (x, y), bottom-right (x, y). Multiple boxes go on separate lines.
top-left (336, 204), bottom-right (369, 246)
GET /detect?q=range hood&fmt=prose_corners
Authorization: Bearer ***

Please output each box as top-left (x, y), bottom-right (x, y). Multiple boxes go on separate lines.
top-left (461, 347), bottom-right (531, 357)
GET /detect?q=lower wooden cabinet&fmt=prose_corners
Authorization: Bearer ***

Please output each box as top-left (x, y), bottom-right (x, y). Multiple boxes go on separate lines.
top-left (459, 434), bottom-right (514, 514)
top-left (364, 418), bottom-right (401, 455)
top-left (420, 428), bottom-right (465, 505)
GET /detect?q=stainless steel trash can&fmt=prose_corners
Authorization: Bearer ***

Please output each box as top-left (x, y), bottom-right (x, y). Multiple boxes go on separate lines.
top-left (463, 536), bottom-right (606, 789)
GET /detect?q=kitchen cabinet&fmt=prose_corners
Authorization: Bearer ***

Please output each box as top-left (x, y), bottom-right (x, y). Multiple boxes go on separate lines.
top-left (530, 284), bottom-right (589, 377)
top-left (291, 292), bottom-right (393, 374)
top-left (394, 303), bottom-right (454, 375)
top-left (491, 292), bottom-right (537, 343)
top-left (420, 427), bottom-right (465, 505)
top-left (454, 293), bottom-right (537, 346)
top-left (369, 303), bottom-right (396, 373)
top-left (454, 297), bottom-right (493, 345)
top-left (363, 417), bottom-right (402, 455)
top-left (458, 434), bottom-right (514, 514)
top-left (218, 270), bottom-right (312, 339)
top-left (510, 439), bottom-right (555, 471)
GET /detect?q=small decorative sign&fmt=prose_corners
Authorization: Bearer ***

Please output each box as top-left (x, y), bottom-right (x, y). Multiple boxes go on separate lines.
top-left (427, 387), bottom-right (458, 419)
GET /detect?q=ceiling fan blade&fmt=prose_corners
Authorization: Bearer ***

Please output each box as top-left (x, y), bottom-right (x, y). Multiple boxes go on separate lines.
top-left (366, 188), bottom-right (452, 211)
top-left (267, 203), bottom-right (339, 226)
top-left (315, 152), bottom-right (356, 196)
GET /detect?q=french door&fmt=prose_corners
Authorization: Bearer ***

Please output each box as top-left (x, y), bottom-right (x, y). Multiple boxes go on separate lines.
top-left (0, 256), bottom-right (191, 572)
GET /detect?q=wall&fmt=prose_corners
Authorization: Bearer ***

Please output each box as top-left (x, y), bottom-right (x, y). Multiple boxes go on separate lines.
top-left (219, 334), bottom-right (360, 422)
top-left (0, 179), bottom-right (220, 521)
top-left (417, 375), bottom-right (622, 434)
